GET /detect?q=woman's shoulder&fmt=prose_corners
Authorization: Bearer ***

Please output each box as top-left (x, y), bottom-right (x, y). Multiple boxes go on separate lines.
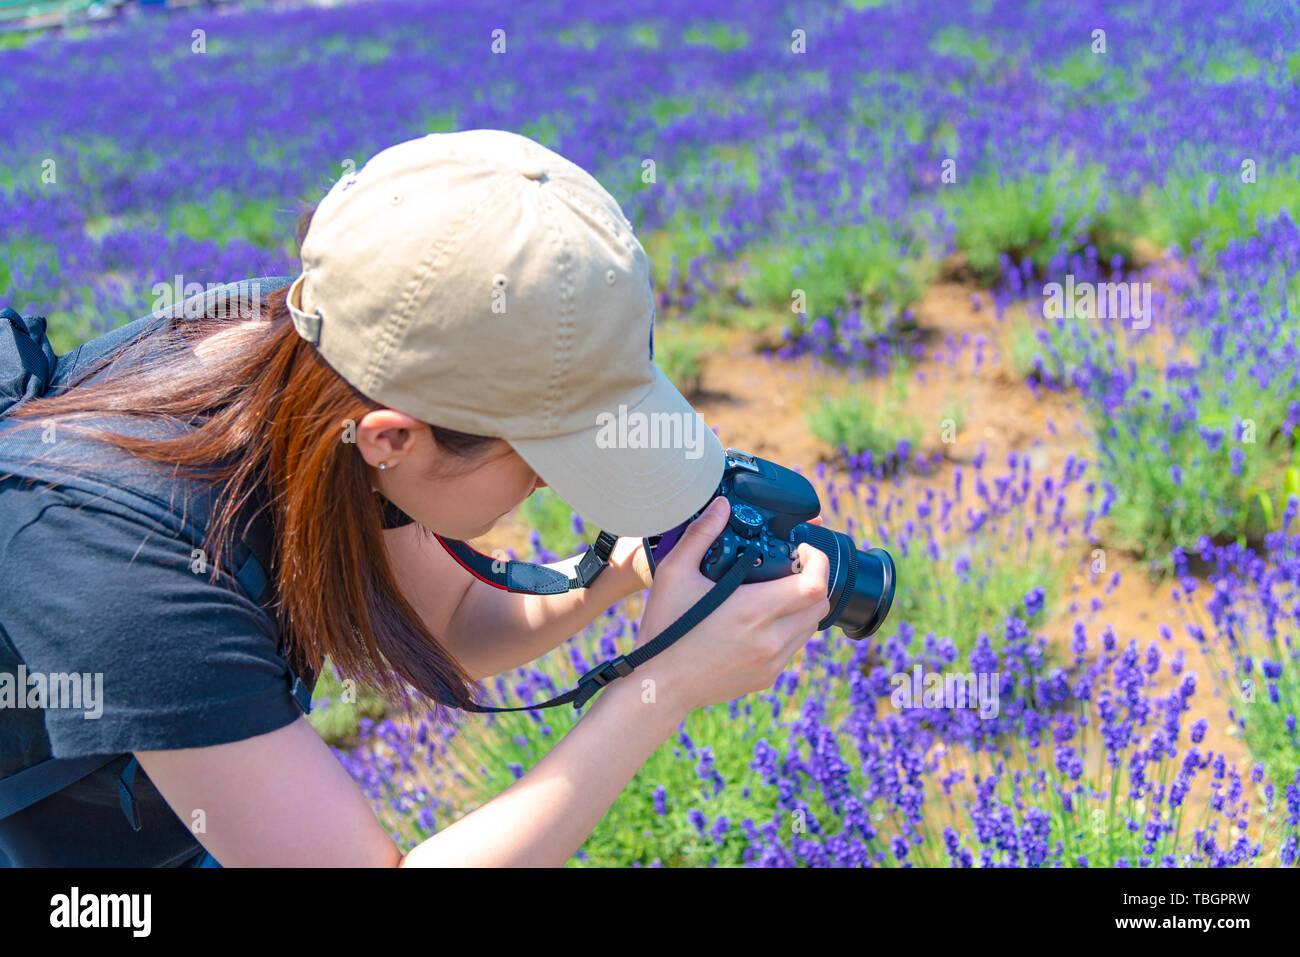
top-left (0, 460), bottom-right (304, 760)
top-left (0, 413), bottom-right (228, 554)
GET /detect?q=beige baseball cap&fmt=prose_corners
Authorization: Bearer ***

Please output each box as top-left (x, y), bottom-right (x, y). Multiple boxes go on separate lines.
top-left (285, 129), bottom-right (725, 538)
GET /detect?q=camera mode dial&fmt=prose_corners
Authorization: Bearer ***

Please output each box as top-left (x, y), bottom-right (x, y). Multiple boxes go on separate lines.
top-left (728, 502), bottom-right (764, 538)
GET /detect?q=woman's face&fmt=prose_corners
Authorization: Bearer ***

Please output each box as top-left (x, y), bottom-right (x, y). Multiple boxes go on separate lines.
top-left (356, 408), bottom-right (546, 539)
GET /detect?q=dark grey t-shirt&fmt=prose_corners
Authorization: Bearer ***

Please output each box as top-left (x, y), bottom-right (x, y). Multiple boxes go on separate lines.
top-left (0, 421), bottom-right (414, 867)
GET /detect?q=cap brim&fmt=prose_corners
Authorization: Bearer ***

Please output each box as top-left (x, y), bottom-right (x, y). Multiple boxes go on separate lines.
top-left (506, 365), bottom-right (725, 538)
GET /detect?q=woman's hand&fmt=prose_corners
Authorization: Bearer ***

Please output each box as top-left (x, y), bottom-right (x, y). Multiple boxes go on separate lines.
top-left (607, 513), bottom-right (824, 596)
top-left (626, 496), bottom-right (831, 715)
top-left (608, 535), bottom-right (655, 594)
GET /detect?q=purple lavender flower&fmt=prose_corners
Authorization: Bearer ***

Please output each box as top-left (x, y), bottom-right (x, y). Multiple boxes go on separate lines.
top-left (687, 809), bottom-right (708, 838)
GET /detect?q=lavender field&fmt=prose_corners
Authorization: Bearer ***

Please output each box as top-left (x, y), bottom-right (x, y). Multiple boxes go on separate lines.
top-left (5, 0), bottom-right (1300, 867)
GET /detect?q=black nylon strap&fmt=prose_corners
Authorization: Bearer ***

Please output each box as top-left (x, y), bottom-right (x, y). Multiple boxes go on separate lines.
top-left (435, 530), bottom-right (618, 596)
top-left (2, 308), bottom-right (53, 399)
top-left (642, 535), bottom-right (659, 579)
top-left (459, 544), bottom-right (755, 714)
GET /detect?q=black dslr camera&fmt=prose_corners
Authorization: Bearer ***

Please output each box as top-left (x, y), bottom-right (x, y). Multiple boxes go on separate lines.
top-left (650, 449), bottom-right (895, 639)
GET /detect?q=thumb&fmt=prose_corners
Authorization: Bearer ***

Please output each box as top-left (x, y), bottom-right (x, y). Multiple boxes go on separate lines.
top-left (667, 496), bottom-right (731, 568)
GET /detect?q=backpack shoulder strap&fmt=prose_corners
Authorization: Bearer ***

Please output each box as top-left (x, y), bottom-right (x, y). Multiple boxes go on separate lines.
top-left (2, 275), bottom-right (295, 419)
top-left (0, 754), bottom-right (125, 821)
top-left (0, 308), bottom-right (58, 415)
top-left (0, 277), bottom-right (306, 833)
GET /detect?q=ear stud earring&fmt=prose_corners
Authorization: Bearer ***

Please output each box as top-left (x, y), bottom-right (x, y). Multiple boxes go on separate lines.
top-left (378, 462), bottom-right (389, 471)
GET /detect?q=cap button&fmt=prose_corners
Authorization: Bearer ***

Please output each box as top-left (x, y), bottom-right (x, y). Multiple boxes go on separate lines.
top-left (518, 162), bottom-right (548, 181)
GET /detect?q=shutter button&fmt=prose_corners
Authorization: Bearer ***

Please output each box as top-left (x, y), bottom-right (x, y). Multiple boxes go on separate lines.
top-left (518, 162), bottom-right (547, 181)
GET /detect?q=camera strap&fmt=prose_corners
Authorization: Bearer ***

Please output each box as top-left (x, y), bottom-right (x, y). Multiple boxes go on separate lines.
top-left (433, 533), bottom-right (753, 712)
top-left (436, 530), bottom-right (625, 595)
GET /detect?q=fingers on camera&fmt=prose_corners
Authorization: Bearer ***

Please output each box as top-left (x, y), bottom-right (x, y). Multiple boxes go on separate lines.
top-left (682, 499), bottom-right (726, 538)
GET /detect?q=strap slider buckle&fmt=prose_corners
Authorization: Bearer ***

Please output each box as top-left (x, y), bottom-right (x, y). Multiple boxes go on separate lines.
top-left (577, 654), bottom-right (634, 691)
top-left (570, 530), bottom-right (621, 589)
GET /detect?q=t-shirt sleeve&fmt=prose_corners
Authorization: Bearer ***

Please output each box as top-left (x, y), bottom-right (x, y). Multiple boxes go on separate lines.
top-left (0, 496), bottom-right (304, 758)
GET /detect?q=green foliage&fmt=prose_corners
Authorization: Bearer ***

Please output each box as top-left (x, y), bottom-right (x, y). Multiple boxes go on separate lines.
top-left (857, 463), bottom-right (1070, 663)
top-left (1003, 308), bottom-right (1047, 380)
top-left (517, 486), bottom-right (584, 558)
top-left (1187, 50), bottom-right (1269, 84)
top-left (0, 237), bottom-right (61, 314)
top-left (435, 678), bottom-right (802, 866)
top-left (1105, 232), bottom-right (1300, 559)
top-left (1191, 539), bottom-right (1300, 796)
top-left (887, 523), bottom-right (1064, 660)
top-left (1086, 341), bottom-right (1300, 564)
top-left (806, 392), bottom-right (912, 460)
top-left (739, 218), bottom-right (933, 342)
top-left (1042, 49), bottom-right (1142, 104)
top-left (1236, 674), bottom-right (1300, 796)
top-left (308, 661), bottom-right (390, 746)
top-left (943, 160), bottom-right (1131, 283)
top-left (630, 143), bottom-right (760, 290)
top-left (1001, 300), bottom-right (1109, 388)
top-left (1043, 48), bottom-right (1107, 88)
top-left (370, 610), bottom-right (885, 866)
top-left (556, 21), bottom-right (599, 51)
top-left (681, 21), bottom-right (749, 51)
top-left (166, 193), bottom-right (286, 250)
top-left (420, 109), bottom-right (459, 134)
top-left (698, 142), bottom-right (760, 187)
top-left (516, 115), bottom-right (566, 149)
top-left (1090, 387), bottom-right (1288, 560)
top-left (653, 320), bottom-right (721, 397)
top-left (1136, 157), bottom-right (1300, 264)
top-left (1242, 465), bottom-right (1300, 544)
top-left (312, 35), bottom-right (388, 63)
top-left (368, 610), bottom-right (1175, 867)
top-left (928, 26), bottom-right (997, 66)
top-left (0, 31), bottom-right (34, 51)
top-left (804, 363), bottom-right (923, 462)
top-left (629, 23), bottom-right (659, 49)
top-left (1005, 237), bottom-right (1300, 561)
top-left (648, 95), bottom-right (696, 125)
top-left (584, 710), bottom-right (778, 865)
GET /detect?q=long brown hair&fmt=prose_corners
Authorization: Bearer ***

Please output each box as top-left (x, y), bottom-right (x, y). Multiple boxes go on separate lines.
top-left (0, 208), bottom-right (499, 720)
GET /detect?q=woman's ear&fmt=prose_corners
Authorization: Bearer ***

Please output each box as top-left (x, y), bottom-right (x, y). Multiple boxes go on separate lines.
top-left (356, 409), bottom-right (424, 469)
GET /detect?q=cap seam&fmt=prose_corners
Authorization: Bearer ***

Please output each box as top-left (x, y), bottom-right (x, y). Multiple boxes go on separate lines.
top-left (552, 181), bottom-right (638, 258)
top-left (538, 187), bottom-right (574, 433)
top-left (426, 136), bottom-right (553, 181)
top-left (536, 180), bottom-right (641, 435)
top-left (366, 175), bottom-right (515, 394)
top-left (551, 178), bottom-right (654, 371)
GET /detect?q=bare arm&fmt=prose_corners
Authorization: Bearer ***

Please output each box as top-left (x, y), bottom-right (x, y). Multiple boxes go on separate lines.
top-left (399, 675), bottom-right (683, 866)
top-left (133, 672), bottom-right (685, 867)
top-left (133, 498), bottom-right (828, 867)
top-left (382, 522), bottom-right (644, 680)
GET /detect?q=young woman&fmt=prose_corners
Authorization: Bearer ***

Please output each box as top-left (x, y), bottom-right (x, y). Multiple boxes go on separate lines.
top-left (0, 129), bottom-right (830, 867)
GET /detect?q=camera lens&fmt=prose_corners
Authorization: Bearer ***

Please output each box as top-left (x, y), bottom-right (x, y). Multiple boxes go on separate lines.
top-left (791, 524), bottom-right (895, 639)
top-left (838, 547), bottom-right (895, 639)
